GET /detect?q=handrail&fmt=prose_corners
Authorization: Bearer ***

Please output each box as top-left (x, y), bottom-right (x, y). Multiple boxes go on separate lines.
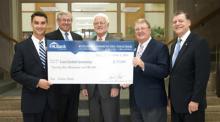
top-left (0, 30), bottom-right (18, 43)
top-left (166, 7), bottom-right (220, 45)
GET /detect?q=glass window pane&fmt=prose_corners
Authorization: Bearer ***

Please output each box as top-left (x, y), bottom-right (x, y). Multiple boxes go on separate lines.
top-left (22, 13), bottom-right (32, 31)
top-left (22, 3), bottom-right (35, 11)
top-left (145, 12), bottom-right (164, 28)
top-left (55, 3), bottom-right (68, 11)
top-left (144, 3), bottom-right (165, 11)
top-left (72, 3), bottom-right (117, 12)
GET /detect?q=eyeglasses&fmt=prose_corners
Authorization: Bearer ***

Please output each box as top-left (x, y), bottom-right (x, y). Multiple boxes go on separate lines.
top-left (93, 21), bottom-right (106, 26)
top-left (135, 27), bottom-right (149, 32)
top-left (60, 19), bottom-right (72, 23)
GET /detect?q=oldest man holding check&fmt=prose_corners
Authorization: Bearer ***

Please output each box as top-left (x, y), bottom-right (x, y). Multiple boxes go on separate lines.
top-left (47, 40), bottom-right (134, 84)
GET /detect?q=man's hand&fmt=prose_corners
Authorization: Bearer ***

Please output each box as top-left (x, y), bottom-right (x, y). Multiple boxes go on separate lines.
top-left (37, 79), bottom-right (50, 90)
top-left (188, 101), bottom-right (199, 114)
top-left (133, 57), bottom-right (144, 69)
top-left (110, 88), bottom-right (119, 97)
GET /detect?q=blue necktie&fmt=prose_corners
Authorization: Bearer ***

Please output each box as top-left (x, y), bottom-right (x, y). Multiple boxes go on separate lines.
top-left (172, 39), bottom-right (181, 67)
top-left (39, 41), bottom-right (46, 69)
top-left (65, 32), bottom-right (69, 41)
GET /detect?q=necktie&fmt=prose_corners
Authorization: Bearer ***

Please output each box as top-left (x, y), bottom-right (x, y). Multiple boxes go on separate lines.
top-left (65, 32), bottom-right (69, 41)
top-left (137, 44), bottom-right (144, 57)
top-left (39, 41), bottom-right (46, 69)
top-left (172, 39), bottom-right (181, 67)
top-left (98, 36), bottom-right (102, 41)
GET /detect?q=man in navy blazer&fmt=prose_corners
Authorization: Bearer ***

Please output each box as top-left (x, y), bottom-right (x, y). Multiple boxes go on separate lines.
top-left (11, 11), bottom-right (57, 122)
top-left (45, 11), bottom-right (82, 122)
top-left (129, 18), bottom-right (169, 122)
top-left (169, 11), bottom-right (210, 122)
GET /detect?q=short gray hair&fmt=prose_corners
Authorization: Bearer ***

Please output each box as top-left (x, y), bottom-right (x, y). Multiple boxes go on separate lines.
top-left (57, 11), bottom-right (72, 21)
top-left (135, 18), bottom-right (151, 29)
top-left (93, 13), bottom-right (109, 24)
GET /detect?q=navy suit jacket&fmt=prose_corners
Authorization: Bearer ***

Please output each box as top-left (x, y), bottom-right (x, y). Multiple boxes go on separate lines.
top-left (169, 32), bottom-right (210, 113)
top-left (45, 29), bottom-right (83, 95)
top-left (10, 37), bottom-right (56, 113)
top-left (130, 38), bottom-right (169, 109)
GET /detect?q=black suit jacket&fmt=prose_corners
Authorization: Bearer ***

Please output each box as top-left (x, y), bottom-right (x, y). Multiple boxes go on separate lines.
top-left (130, 38), bottom-right (169, 109)
top-left (10, 37), bottom-right (56, 113)
top-left (45, 29), bottom-right (83, 95)
top-left (169, 32), bottom-right (210, 113)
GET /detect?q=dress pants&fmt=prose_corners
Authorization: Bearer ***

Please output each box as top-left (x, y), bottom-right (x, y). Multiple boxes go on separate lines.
top-left (171, 108), bottom-right (205, 122)
top-left (88, 86), bottom-right (120, 122)
top-left (131, 106), bottom-right (167, 122)
top-left (57, 89), bottom-right (80, 122)
top-left (23, 103), bottom-right (58, 122)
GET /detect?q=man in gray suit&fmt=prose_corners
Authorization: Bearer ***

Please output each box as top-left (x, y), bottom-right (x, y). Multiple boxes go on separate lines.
top-left (81, 13), bottom-right (120, 122)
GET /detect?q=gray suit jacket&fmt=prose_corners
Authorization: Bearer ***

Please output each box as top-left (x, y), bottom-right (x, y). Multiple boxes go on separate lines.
top-left (82, 33), bottom-right (121, 99)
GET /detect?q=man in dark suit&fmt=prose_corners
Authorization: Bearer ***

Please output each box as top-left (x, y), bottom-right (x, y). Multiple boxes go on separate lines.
top-left (129, 18), bottom-right (169, 122)
top-left (11, 11), bottom-right (57, 122)
top-left (169, 10), bottom-right (210, 122)
top-left (45, 11), bottom-right (83, 122)
top-left (81, 13), bottom-right (120, 122)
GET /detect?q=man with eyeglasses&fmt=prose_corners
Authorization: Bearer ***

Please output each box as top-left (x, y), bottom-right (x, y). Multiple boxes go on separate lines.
top-left (81, 13), bottom-right (121, 122)
top-left (46, 11), bottom-right (82, 122)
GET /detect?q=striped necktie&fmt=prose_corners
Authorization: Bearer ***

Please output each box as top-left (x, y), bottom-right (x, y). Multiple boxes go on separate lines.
top-left (65, 32), bottom-right (70, 41)
top-left (137, 44), bottom-right (144, 57)
top-left (39, 41), bottom-right (46, 69)
top-left (172, 39), bottom-right (181, 67)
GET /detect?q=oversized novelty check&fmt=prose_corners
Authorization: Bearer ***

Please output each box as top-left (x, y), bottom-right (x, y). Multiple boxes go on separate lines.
top-left (47, 40), bottom-right (134, 84)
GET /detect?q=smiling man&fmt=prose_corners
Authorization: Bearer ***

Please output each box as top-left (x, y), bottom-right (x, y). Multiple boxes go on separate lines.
top-left (129, 18), bottom-right (169, 122)
top-left (81, 13), bottom-right (121, 122)
top-left (46, 11), bottom-right (82, 122)
top-left (169, 10), bottom-right (210, 122)
top-left (11, 11), bottom-right (57, 122)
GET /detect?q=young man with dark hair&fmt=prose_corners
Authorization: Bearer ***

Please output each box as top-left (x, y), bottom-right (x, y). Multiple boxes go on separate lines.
top-left (11, 11), bottom-right (57, 122)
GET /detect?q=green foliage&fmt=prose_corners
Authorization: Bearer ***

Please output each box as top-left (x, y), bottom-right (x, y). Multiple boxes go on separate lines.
top-left (151, 26), bottom-right (164, 41)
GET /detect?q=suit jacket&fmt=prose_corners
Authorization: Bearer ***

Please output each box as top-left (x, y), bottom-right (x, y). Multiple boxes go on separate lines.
top-left (129, 38), bottom-right (169, 109)
top-left (81, 33), bottom-right (120, 99)
top-left (169, 32), bottom-right (210, 113)
top-left (10, 37), bottom-right (56, 113)
top-left (46, 29), bottom-right (83, 95)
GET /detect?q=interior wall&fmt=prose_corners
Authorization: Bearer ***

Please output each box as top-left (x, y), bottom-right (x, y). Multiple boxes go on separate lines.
top-left (176, 0), bottom-right (220, 50)
top-left (0, 0), bottom-right (13, 73)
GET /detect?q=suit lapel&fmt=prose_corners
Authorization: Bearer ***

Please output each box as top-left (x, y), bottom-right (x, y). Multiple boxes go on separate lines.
top-left (57, 30), bottom-right (65, 40)
top-left (27, 38), bottom-right (42, 66)
top-left (172, 35), bottom-right (191, 69)
top-left (140, 39), bottom-right (153, 58)
top-left (134, 42), bottom-right (138, 56)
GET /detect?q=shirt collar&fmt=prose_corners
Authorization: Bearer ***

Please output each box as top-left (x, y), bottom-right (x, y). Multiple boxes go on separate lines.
top-left (179, 30), bottom-right (191, 46)
top-left (139, 36), bottom-right (151, 47)
top-left (31, 35), bottom-right (45, 44)
top-left (138, 36), bottom-right (152, 52)
top-left (96, 33), bottom-right (107, 41)
top-left (59, 28), bottom-right (70, 36)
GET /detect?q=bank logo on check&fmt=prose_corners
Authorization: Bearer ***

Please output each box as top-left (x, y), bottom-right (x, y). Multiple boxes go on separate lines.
top-left (49, 41), bottom-right (66, 49)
